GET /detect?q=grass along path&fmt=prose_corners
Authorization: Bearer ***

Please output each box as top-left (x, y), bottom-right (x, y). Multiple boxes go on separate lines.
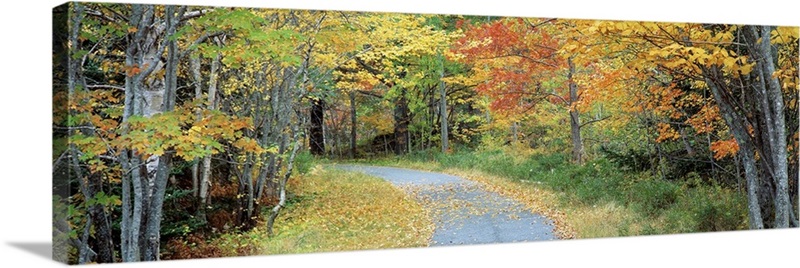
top-left (346, 158), bottom-right (643, 239)
top-left (344, 150), bottom-right (746, 238)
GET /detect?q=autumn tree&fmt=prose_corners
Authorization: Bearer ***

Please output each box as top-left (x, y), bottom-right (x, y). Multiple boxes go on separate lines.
top-left (587, 21), bottom-right (798, 228)
top-left (333, 13), bottom-right (453, 155)
top-left (55, 3), bottom-right (267, 263)
top-left (452, 18), bottom-right (619, 164)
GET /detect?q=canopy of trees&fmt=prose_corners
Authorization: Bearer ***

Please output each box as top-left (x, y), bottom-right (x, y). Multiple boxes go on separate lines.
top-left (52, 2), bottom-right (798, 264)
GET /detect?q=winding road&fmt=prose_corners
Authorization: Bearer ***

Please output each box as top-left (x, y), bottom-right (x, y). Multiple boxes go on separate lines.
top-left (334, 165), bottom-right (557, 246)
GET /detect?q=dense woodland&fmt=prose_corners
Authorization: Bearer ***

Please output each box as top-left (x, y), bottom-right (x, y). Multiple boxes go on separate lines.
top-left (52, 2), bottom-right (798, 264)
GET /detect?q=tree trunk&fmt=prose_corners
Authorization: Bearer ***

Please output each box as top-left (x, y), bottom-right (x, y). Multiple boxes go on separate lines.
top-left (142, 6), bottom-right (182, 260)
top-left (119, 4), bottom-right (184, 261)
top-left (705, 70), bottom-right (764, 229)
top-left (740, 137), bottom-right (765, 229)
top-left (349, 91), bottom-right (357, 158)
top-left (267, 126), bottom-right (302, 236)
top-left (439, 54), bottom-right (449, 153)
top-left (67, 3), bottom-right (114, 263)
top-left (88, 173), bottom-right (115, 263)
top-left (235, 155), bottom-right (255, 229)
top-left (394, 88), bottom-right (410, 155)
top-left (736, 25), bottom-right (791, 228)
top-left (199, 53), bottom-right (221, 219)
top-left (511, 121), bottom-right (519, 144)
top-left (190, 56), bottom-right (203, 199)
top-left (567, 57), bottom-right (583, 165)
top-left (310, 98), bottom-right (325, 155)
top-left (749, 25), bottom-right (790, 228)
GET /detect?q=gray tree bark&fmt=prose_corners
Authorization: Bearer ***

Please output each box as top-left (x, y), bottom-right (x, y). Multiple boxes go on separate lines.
top-left (746, 25), bottom-right (790, 228)
top-left (120, 4), bottom-right (186, 261)
top-left (394, 88), bottom-right (410, 155)
top-left (67, 3), bottom-right (112, 263)
top-left (439, 53), bottom-right (449, 153)
top-left (567, 57), bottom-right (583, 165)
top-left (705, 70), bottom-right (764, 229)
top-left (142, 5), bottom-right (183, 261)
top-left (350, 91), bottom-right (358, 158)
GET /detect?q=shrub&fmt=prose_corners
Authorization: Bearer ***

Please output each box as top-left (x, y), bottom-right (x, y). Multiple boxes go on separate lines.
top-left (681, 186), bottom-right (747, 232)
top-left (294, 150), bottom-right (314, 174)
top-left (628, 179), bottom-right (680, 216)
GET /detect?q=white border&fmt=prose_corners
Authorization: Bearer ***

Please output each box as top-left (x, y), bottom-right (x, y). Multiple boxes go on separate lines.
top-left (0, 1), bottom-right (796, 267)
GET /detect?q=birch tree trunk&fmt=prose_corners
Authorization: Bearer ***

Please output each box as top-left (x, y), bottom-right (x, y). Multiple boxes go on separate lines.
top-left (142, 6), bottom-right (183, 261)
top-left (199, 52), bottom-right (221, 216)
top-left (120, 4), bottom-right (182, 261)
top-left (267, 126), bottom-right (303, 236)
top-left (190, 56), bottom-right (203, 199)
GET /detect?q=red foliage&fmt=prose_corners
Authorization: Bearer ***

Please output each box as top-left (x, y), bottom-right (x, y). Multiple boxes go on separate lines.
top-left (453, 19), bottom-right (563, 114)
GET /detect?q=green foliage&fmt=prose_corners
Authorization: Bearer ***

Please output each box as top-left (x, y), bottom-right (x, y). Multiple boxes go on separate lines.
top-left (600, 145), bottom-right (654, 172)
top-left (293, 151), bottom-right (314, 175)
top-left (627, 179), bottom-right (680, 216)
top-left (667, 185), bottom-right (747, 232)
top-left (85, 191), bottom-right (122, 208)
top-left (161, 188), bottom-right (207, 239)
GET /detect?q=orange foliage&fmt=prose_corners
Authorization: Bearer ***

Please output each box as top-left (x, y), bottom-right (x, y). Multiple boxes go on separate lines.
top-left (656, 122), bottom-right (681, 142)
top-left (710, 139), bottom-right (740, 160)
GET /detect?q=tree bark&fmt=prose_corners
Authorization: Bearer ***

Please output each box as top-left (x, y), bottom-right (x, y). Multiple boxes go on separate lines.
top-left (394, 88), bottom-right (410, 155)
top-left (120, 5), bottom-right (145, 261)
top-left (67, 3), bottom-right (115, 263)
top-left (737, 25), bottom-right (791, 228)
top-left (310, 98), bottom-right (325, 155)
top-left (267, 126), bottom-right (302, 236)
top-left (749, 25), bottom-right (790, 228)
top-left (119, 4), bottom-right (185, 261)
top-left (88, 173), bottom-right (115, 263)
top-left (142, 6), bottom-right (182, 260)
top-left (567, 57), bottom-right (583, 165)
top-left (190, 56), bottom-right (203, 199)
top-left (705, 70), bottom-right (764, 229)
top-left (439, 53), bottom-right (449, 153)
top-left (349, 91), bottom-right (357, 158)
top-left (199, 53), bottom-right (221, 217)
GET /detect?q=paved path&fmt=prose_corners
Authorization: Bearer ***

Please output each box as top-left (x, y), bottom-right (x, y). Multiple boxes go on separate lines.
top-left (334, 165), bottom-right (557, 246)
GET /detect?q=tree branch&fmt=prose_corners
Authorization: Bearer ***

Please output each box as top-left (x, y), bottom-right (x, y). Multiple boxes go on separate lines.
top-left (87, 84), bottom-right (125, 91)
top-left (179, 31), bottom-right (226, 59)
top-left (180, 9), bottom-right (210, 21)
top-left (544, 92), bottom-right (569, 104)
top-left (85, 8), bottom-right (117, 22)
top-left (579, 115), bottom-right (611, 128)
top-left (356, 89), bottom-right (383, 98)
